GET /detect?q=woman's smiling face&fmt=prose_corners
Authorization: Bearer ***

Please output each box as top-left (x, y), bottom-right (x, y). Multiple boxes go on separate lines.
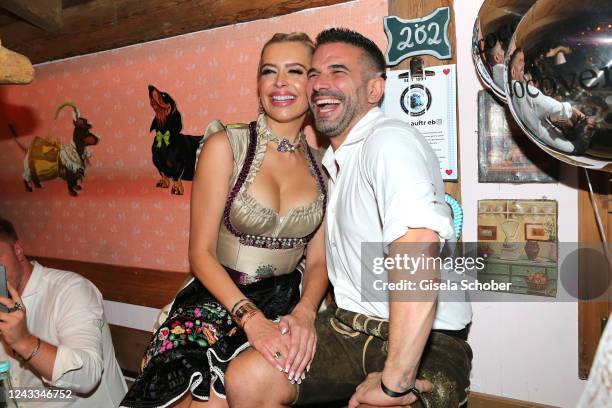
top-left (258, 41), bottom-right (312, 126)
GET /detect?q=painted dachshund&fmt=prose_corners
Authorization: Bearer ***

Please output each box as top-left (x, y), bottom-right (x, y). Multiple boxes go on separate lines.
top-left (148, 85), bottom-right (204, 195)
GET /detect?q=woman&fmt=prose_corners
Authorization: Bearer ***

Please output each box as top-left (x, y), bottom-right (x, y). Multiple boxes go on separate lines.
top-left (120, 32), bottom-right (328, 408)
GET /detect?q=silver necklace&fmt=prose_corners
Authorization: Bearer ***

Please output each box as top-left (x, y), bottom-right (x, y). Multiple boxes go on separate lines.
top-left (262, 128), bottom-right (303, 153)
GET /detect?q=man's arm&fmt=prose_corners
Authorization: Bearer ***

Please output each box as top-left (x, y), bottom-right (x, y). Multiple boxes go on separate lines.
top-left (382, 228), bottom-right (439, 392)
top-left (1, 279), bottom-right (105, 393)
top-left (350, 126), bottom-right (451, 407)
top-left (348, 228), bottom-right (439, 408)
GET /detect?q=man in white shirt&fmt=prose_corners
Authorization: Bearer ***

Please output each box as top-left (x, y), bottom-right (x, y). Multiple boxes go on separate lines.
top-left (0, 217), bottom-right (127, 407)
top-left (484, 39), bottom-right (505, 90)
top-left (223, 28), bottom-right (472, 408)
top-left (508, 48), bottom-right (593, 154)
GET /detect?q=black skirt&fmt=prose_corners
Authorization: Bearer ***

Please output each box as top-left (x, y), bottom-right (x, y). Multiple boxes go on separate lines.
top-left (120, 268), bottom-right (301, 408)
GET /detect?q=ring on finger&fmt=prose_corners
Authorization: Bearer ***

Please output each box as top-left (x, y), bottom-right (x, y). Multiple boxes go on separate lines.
top-left (273, 351), bottom-right (282, 360)
top-left (8, 302), bottom-right (24, 313)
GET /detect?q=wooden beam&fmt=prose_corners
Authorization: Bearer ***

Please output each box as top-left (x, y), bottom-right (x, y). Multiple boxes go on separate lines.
top-left (0, 0), bottom-right (62, 33)
top-left (0, 39), bottom-right (35, 83)
top-left (578, 169), bottom-right (611, 379)
top-left (0, 0), bottom-right (351, 64)
top-left (30, 256), bottom-right (189, 309)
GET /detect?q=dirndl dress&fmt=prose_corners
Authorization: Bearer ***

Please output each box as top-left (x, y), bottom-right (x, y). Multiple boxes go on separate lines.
top-left (120, 115), bottom-right (327, 407)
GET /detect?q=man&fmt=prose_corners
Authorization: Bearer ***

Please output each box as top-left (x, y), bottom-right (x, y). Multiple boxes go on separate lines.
top-left (484, 39), bottom-right (505, 89)
top-left (224, 28), bottom-right (472, 407)
top-left (0, 217), bottom-right (127, 407)
top-left (508, 48), bottom-right (593, 154)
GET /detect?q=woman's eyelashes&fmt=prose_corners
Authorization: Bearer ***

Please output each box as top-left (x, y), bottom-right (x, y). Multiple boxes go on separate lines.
top-left (260, 66), bottom-right (305, 76)
top-left (260, 67), bottom-right (276, 76)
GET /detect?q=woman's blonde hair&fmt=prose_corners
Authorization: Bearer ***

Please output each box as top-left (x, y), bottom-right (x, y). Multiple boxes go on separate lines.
top-left (257, 32), bottom-right (315, 77)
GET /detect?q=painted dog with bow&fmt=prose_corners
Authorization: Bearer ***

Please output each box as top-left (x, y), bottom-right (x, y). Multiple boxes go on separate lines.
top-left (148, 85), bottom-right (204, 195)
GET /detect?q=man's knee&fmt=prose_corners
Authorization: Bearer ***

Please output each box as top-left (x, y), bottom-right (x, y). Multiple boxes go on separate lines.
top-left (225, 349), bottom-right (296, 405)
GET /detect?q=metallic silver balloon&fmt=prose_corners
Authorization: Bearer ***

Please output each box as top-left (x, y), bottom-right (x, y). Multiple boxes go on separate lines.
top-left (472, 0), bottom-right (536, 102)
top-left (504, 0), bottom-right (612, 171)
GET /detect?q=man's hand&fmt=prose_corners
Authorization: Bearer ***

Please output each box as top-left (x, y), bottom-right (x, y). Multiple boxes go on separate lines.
top-left (277, 303), bottom-right (317, 383)
top-left (0, 282), bottom-right (33, 350)
top-left (348, 372), bottom-right (432, 408)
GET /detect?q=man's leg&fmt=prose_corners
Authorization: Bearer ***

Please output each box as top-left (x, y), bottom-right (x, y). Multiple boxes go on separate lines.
top-left (417, 332), bottom-right (473, 407)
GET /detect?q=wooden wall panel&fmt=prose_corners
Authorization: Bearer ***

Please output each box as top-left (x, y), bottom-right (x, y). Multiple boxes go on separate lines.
top-left (32, 256), bottom-right (188, 309)
top-left (578, 169), bottom-right (611, 379)
top-left (387, 0), bottom-right (460, 201)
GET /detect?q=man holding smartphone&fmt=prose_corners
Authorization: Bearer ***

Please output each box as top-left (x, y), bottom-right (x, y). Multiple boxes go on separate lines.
top-left (0, 217), bottom-right (127, 407)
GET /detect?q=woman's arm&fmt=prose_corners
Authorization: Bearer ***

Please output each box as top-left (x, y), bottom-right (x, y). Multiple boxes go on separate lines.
top-left (189, 131), bottom-right (288, 370)
top-left (280, 221), bottom-right (328, 383)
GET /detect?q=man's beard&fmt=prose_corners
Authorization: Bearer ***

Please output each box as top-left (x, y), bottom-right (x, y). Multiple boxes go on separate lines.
top-left (311, 90), bottom-right (360, 138)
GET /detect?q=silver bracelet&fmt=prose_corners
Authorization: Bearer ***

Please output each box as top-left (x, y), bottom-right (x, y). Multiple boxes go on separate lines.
top-left (23, 337), bottom-right (41, 362)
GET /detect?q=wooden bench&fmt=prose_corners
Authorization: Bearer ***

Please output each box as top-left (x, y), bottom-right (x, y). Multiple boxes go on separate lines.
top-left (32, 256), bottom-right (558, 407)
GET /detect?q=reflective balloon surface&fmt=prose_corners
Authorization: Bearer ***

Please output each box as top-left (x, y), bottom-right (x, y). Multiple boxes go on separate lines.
top-left (472, 0), bottom-right (536, 102)
top-left (504, 0), bottom-right (612, 171)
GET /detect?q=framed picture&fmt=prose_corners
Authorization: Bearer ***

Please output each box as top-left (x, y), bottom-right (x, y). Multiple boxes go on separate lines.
top-left (478, 90), bottom-right (558, 183)
top-left (478, 225), bottom-right (497, 240)
top-left (477, 199), bottom-right (558, 297)
top-left (525, 223), bottom-right (549, 241)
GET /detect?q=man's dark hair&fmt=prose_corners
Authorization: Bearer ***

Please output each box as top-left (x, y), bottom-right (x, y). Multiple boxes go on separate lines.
top-left (316, 28), bottom-right (387, 79)
top-left (0, 217), bottom-right (18, 244)
top-left (484, 40), bottom-right (500, 67)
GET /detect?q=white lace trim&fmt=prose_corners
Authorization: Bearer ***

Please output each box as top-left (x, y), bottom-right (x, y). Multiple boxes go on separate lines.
top-left (59, 141), bottom-right (84, 174)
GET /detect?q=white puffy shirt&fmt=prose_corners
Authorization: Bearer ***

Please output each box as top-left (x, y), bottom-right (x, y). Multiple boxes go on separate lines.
top-left (322, 107), bottom-right (472, 330)
top-left (0, 262), bottom-right (127, 407)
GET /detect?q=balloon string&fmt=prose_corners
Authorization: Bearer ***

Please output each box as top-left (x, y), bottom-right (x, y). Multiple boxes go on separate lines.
top-left (584, 168), bottom-right (612, 270)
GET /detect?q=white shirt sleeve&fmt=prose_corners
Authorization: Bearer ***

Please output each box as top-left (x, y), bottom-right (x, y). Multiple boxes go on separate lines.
top-left (527, 83), bottom-right (573, 120)
top-left (45, 280), bottom-right (105, 394)
top-left (363, 125), bottom-right (454, 246)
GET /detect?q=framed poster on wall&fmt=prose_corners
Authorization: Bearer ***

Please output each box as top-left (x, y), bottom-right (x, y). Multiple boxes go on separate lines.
top-left (478, 90), bottom-right (558, 183)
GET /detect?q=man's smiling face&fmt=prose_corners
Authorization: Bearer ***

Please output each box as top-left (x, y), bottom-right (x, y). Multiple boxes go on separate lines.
top-left (307, 43), bottom-right (370, 141)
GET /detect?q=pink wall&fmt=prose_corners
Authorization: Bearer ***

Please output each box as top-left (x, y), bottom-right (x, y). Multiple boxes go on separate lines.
top-left (0, 0), bottom-right (388, 272)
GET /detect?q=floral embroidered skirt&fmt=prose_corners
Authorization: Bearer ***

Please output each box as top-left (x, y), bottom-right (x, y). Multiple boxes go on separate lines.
top-left (120, 268), bottom-right (301, 408)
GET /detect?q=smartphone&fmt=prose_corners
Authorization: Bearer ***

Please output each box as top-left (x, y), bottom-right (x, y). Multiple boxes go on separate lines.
top-left (0, 265), bottom-right (8, 313)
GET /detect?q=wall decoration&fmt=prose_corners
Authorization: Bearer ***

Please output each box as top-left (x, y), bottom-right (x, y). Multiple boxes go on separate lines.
top-left (384, 65), bottom-right (458, 180)
top-left (503, 0), bottom-right (612, 172)
top-left (11, 102), bottom-right (99, 196)
top-left (477, 199), bottom-right (558, 297)
top-left (471, 0), bottom-right (536, 102)
top-left (148, 85), bottom-right (204, 195)
top-left (477, 225), bottom-right (497, 240)
top-left (0, 0), bottom-right (388, 271)
top-left (384, 7), bottom-right (452, 65)
top-left (478, 90), bottom-right (557, 183)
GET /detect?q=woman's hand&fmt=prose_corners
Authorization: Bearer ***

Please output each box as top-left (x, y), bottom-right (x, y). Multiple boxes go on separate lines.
top-left (243, 312), bottom-right (289, 372)
top-left (278, 302), bottom-right (317, 384)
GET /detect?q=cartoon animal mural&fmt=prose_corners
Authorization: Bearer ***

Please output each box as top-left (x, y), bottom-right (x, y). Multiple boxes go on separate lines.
top-left (11, 102), bottom-right (99, 196)
top-left (148, 85), bottom-right (204, 195)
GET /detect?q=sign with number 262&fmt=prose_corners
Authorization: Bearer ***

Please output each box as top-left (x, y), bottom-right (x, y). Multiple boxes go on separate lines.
top-left (384, 7), bottom-right (452, 66)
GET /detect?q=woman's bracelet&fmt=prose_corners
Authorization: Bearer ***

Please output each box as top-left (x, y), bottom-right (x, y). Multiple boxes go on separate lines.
top-left (230, 298), bottom-right (249, 316)
top-left (239, 309), bottom-right (260, 329)
top-left (232, 301), bottom-right (260, 327)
